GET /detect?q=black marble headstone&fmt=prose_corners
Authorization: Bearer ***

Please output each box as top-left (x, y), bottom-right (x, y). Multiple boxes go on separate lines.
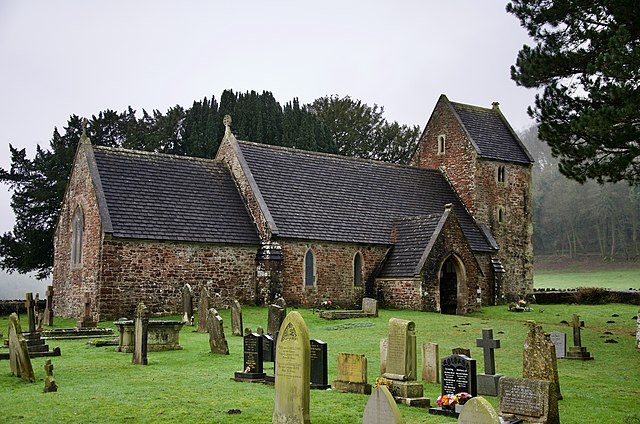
top-left (234, 333), bottom-right (266, 381)
top-left (310, 339), bottom-right (330, 389)
top-left (263, 334), bottom-right (275, 362)
top-left (441, 354), bottom-right (477, 397)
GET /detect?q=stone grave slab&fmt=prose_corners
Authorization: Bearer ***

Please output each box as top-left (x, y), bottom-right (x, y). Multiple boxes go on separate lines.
top-left (333, 352), bottom-right (372, 395)
top-left (231, 299), bottom-right (243, 336)
top-left (476, 328), bottom-right (503, 396)
top-left (310, 339), bottom-right (330, 389)
top-left (319, 297), bottom-right (378, 320)
top-left (566, 314), bottom-right (593, 360)
top-left (197, 287), bottom-right (209, 333)
top-left (114, 319), bottom-right (183, 352)
top-left (362, 385), bottom-right (403, 424)
top-left (207, 308), bottom-right (229, 355)
top-left (132, 302), bottom-right (149, 365)
top-left (8, 313), bottom-right (35, 382)
top-left (234, 333), bottom-right (265, 382)
top-left (272, 311), bottom-right (311, 424)
top-left (457, 396), bottom-right (500, 424)
top-left (422, 342), bottom-right (439, 383)
top-left (523, 321), bottom-right (561, 400)
top-left (498, 376), bottom-right (559, 424)
top-left (181, 283), bottom-right (193, 325)
top-left (548, 332), bottom-right (566, 358)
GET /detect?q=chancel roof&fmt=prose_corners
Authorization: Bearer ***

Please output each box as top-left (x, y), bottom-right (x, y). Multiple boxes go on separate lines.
top-left (90, 146), bottom-right (259, 244)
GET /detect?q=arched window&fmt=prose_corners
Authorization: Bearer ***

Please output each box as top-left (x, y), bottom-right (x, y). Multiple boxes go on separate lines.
top-left (497, 165), bottom-right (506, 183)
top-left (353, 252), bottom-right (363, 287)
top-left (497, 206), bottom-right (505, 224)
top-left (304, 249), bottom-right (316, 287)
top-left (71, 207), bottom-right (84, 266)
top-left (437, 134), bottom-right (446, 155)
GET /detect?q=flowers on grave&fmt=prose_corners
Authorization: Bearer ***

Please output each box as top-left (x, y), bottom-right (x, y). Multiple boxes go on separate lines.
top-left (456, 392), bottom-right (472, 405)
top-left (373, 377), bottom-right (398, 396)
top-left (508, 299), bottom-right (532, 312)
top-left (436, 392), bottom-right (473, 410)
top-left (319, 299), bottom-right (334, 310)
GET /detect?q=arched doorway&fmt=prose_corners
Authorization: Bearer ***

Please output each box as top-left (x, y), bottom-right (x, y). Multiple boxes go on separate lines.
top-left (439, 256), bottom-right (459, 314)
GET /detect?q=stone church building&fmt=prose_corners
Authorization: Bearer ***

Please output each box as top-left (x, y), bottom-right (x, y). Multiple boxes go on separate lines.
top-left (52, 95), bottom-right (533, 320)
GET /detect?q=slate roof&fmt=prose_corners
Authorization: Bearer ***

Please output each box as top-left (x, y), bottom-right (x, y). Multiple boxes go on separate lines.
top-left (379, 214), bottom-right (442, 277)
top-left (91, 146), bottom-right (259, 244)
top-left (450, 101), bottom-right (533, 165)
top-left (236, 141), bottom-right (493, 252)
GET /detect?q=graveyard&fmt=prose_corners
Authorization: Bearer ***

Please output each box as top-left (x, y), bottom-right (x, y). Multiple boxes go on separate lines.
top-left (1, 302), bottom-right (638, 423)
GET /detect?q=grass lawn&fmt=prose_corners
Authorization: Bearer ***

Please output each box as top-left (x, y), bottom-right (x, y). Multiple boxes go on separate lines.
top-left (1, 303), bottom-right (639, 423)
top-left (534, 269), bottom-right (640, 290)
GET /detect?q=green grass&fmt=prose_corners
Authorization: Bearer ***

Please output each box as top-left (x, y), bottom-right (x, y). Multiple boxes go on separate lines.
top-left (534, 269), bottom-right (640, 290)
top-left (1, 304), bottom-right (639, 423)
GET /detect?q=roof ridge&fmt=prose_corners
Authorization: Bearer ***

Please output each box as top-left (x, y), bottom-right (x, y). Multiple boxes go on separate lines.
top-left (394, 213), bottom-right (442, 223)
top-left (449, 100), bottom-right (494, 113)
top-left (93, 145), bottom-right (220, 165)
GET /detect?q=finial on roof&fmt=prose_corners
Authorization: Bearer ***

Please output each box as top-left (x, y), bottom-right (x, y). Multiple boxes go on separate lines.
top-left (491, 102), bottom-right (500, 110)
top-left (223, 114), bottom-right (232, 137)
top-left (444, 203), bottom-right (453, 210)
top-left (80, 118), bottom-right (91, 145)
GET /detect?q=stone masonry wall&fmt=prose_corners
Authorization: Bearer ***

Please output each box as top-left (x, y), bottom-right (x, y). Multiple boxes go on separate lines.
top-left (52, 146), bottom-right (103, 321)
top-left (98, 238), bottom-right (258, 320)
top-left (377, 279), bottom-right (422, 310)
top-left (280, 240), bottom-right (388, 308)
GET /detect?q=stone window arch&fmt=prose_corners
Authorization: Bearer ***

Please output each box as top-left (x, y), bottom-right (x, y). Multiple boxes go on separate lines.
top-left (304, 248), bottom-right (316, 288)
top-left (353, 252), bottom-right (363, 287)
top-left (437, 134), bottom-right (446, 155)
top-left (497, 165), bottom-right (506, 183)
top-left (71, 206), bottom-right (84, 266)
top-left (497, 206), bottom-right (505, 224)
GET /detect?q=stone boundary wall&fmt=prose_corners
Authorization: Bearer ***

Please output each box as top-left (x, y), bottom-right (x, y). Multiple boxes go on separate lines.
top-left (379, 279), bottom-right (422, 310)
top-left (533, 289), bottom-right (640, 305)
top-left (0, 300), bottom-right (26, 316)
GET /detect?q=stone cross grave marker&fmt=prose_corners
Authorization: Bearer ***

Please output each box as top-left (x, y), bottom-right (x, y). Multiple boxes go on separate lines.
top-left (272, 311), bottom-right (311, 424)
top-left (44, 285), bottom-right (54, 327)
top-left (207, 308), bottom-right (229, 355)
top-left (566, 314), bottom-right (593, 360)
top-left (441, 354), bottom-right (477, 397)
top-left (197, 287), bottom-right (209, 332)
top-left (310, 339), bottom-right (330, 389)
top-left (8, 313), bottom-right (35, 382)
top-left (231, 299), bottom-right (243, 336)
top-left (332, 352), bottom-right (372, 395)
top-left (362, 385), bottom-right (403, 424)
top-left (422, 342), bottom-right (439, 383)
top-left (498, 376), bottom-right (559, 424)
top-left (523, 320), bottom-right (562, 400)
top-left (181, 283), bottom-right (193, 325)
top-left (476, 328), bottom-right (503, 396)
top-left (234, 332), bottom-right (265, 381)
top-left (457, 396), bottom-right (500, 424)
top-left (25, 292), bottom-right (36, 334)
top-left (44, 359), bottom-right (58, 393)
top-left (77, 292), bottom-right (97, 328)
top-left (132, 302), bottom-right (149, 365)
top-left (548, 332), bottom-right (566, 358)
top-left (267, 303), bottom-right (286, 336)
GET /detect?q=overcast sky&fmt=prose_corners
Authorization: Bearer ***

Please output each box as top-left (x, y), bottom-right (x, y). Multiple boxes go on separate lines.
top-left (0, 1), bottom-right (537, 297)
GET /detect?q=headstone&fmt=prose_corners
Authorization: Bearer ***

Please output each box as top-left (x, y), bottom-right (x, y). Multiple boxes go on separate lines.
top-left (230, 299), bottom-right (243, 336)
top-left (362, 298), bottom-right (378, 317)
top-left (380, 338), bottom-right (388, 375)
top-left (272, 311), bottom-right (311, 424)
top-left (382, 318), bottom-right (427, 405)
top-left (43, 285), bottom-right (54, 326)
top-left (207, 308), bottom-right (229, 355)
top-left (452, 347), bottom-right (471, 357)
top-left (362, 385), bottom-right (403, 424)
top-left (234, 333), bottom-right (265, 381)
top-left (548, 332), bottom-right (566, 358)
top-left (476, 328), bottom-right (503, 396)
top-left (422, 342), bottom-right (439, 383)
top-left (332, 352), bottom-right (372, 395)
top-left (8, 313), bottom-right (35, 382)
top-left (25, 292), bottom-right (37, 333)
top-left (263, 334), bottom-right (275, 362)
top-left (498, 376), bottom-right (559, 424)
top-left (310, 339), bottom-right (330, 389)
top-left (181, 284), bottom-right (193, 325)
top-left (636, 310), bottom-right (640, 351)
top-left (523, 321), bottom-right (561, 400)
top-left (457, 396), bottom-right (500, 424)
top-left (77, 292), bottom-right (97, 329)
top-left (566, 314), bottom-right (593, 360)
top-left (256, 326), bottom-right (264, 336)
top-left (267, 304), bottom-right (286, 336)
top-left (274, 296), bottom-right (287, 309)
top-left (244, 327), bottom-right (252, 336)
top-left (441, 354), bottom-right (477, 397)
top-left (197, 287), bottom-right (209, 333)
top-left (43, 359), bottom-right (58, 393)
top-left (132, 302), bottom-right (149, 365)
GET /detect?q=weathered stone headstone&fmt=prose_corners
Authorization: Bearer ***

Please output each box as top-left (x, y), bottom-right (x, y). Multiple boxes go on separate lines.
top-left (274, 296), bottom-right (287, 309)
top-left (476, 328), bottom-right (503, 396)
top-left (43, 359), bottom-right (58, 393)
top-left (452, 347), bottom-right (471, 357)
top-left (263, 334), bottom-right (275, 362)
top-left (132, 302), bottom-right (149, 365)
top-left (421, 342), bottom-right (439, 383)
top-left (273, 311), bottom-right (310, 424)
top-left (332, 352), bottom-right (372, 395)
top-left (441, 354), bottom-right (477, 397)
top-left (523, 320), bottom-right (561, 400)
top-left (77, 292), bottom-right (97, 329)
top-left (25, 292), bottom-right (37, 333)
top-left (267, 304), bottom-right (286, 336)
top-left (548, 332), bottom-right (566, 358)
top-left (566, 314), bottom-right (593, 360)
top-left (244, 327), bottom-right (252, 336)
top-left (197, 287), bottom-right (209, 333)
top-left (362, 385), bottom-right (403, 424)
top-left (207, 308), bottom-right (229, 355)
top-left (498, 376), bottom-right (559, 424)
top-left (230, 299), bottom-right (243, 336)
top-left (310, 339), bottom-right (330, 389)
top-left (457, 396), bottom-right (500, 424)
top-left (380, 338), bottom-right (388, 375)
top-left (234, 333), bottom-right (265, 381)
top-left (43, 285), bottom-right (54, 327)
top-left (181, 284), bottom-right (193, 325)
top-left (8, 313), bottom-right (35, 382)
top-left (382, 318), bottom-right (428, 406)
top-left (256, 326), bottom-right (264, 336)
top-left (362, 298), bottom-right (378, 317)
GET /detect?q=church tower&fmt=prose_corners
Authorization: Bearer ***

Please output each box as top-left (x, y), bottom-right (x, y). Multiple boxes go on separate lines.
top-left (412, 95), bottom-right (534, 302)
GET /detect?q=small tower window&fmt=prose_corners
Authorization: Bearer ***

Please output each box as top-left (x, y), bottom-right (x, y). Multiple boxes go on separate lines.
top-left (71, 207), bottom-right (84, 266)
top-left (497, 206), bottom-right (505, 224)
top-left (304, 249), bottom-right (316, 287)
top-left (497, 165), bottom-right (506, 183)
top-left (353, 252), bottom-right (363, 287)
top-left (437, 134), bottom-right (446, 155)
